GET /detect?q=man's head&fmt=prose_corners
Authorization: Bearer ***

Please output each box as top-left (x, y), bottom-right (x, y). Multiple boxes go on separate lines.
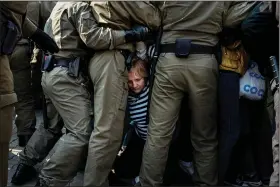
top-left (128, 57), bottom-right (149, 94)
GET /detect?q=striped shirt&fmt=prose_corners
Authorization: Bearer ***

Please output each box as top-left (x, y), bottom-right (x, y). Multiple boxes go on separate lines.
top-left (128, 83), bottom-right (149, 141)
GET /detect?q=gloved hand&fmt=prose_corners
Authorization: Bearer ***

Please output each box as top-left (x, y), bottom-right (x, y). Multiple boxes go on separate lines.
top-left (125, 25), bottom-right (152, 43)
top-left (30, 28), bottom-right (59, 54)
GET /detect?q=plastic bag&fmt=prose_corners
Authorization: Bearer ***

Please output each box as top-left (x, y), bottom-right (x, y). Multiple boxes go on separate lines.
top-left (240, 61), bottom-right (266, 100)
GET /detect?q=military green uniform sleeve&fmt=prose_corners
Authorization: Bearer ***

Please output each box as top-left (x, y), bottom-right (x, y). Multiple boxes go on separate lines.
top-left (223, 1), bottom-right (259, 28)
top-left (0, 2), bottom-right (36, 40)
top-left (24, 1), bottom-right (57, 30)
top-left (0, 2), bottom-right (28, 32)
top-left (109, 2), bottom-right (161, 30)
top-left (0, 2), bottom-right (28, 15)
top-left (91, 2), bottom-right (161, 30)
top-left (26, 2), bottom-right (40, 26)
top-left (73, 2), bottom-right (126, 50)
top-left (22, 1), bottom-right (57, 38)
top-left (39, 1), bottom-right (57, 28)
top-left (22, 17), bottom-right (38, 38)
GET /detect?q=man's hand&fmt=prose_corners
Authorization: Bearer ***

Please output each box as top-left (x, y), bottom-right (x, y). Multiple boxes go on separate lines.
top-left (30, 28), bottom-right (59, 54)
top-left (125, 25), bottom-right (152, 43)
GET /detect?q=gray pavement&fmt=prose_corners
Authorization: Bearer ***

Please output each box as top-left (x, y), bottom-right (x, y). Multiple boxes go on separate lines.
top-left (7, 110), bottom-right (84, 186)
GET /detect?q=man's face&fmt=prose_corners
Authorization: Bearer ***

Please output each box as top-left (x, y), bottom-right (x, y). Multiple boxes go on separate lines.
top-left (128, 67), bottom-right (145, 94)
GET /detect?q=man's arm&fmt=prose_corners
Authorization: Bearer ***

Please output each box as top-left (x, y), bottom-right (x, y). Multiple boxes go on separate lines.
top-left (22, 17), bottom-right (38, 38)
top-left (39, 1), bottom-right (57, 28)
top-left (73, 2), bottom-right (126, 50)
top-left (0, 2), bottom-right (58, 54)
top-left (108, 2), bottom-right (161, 30)
top-left (73, 2), bottom-right (149, 50)
top-left (3, 1), bottom-right (49, 45)
top-left (1, 2), bottom-right (28, 15)
top-left (91, 2), bottom-right (161, 31)
top-left (1, 2), bottom-right (39, 37)
top-left (223, 1), bottom-right (259, 28)
top-left (0, 2), bottom-right (28, 33)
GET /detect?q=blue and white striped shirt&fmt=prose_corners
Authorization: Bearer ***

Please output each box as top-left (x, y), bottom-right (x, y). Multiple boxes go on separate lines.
top-left (128, 83), bottom-right (149, 140)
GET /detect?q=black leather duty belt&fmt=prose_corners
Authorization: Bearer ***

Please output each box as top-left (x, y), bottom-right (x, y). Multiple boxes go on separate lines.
top-left (160, 43), bottom-right (216, 54)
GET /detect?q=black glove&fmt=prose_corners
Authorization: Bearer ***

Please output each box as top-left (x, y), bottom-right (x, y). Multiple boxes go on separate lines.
top-left (125, 25), bottom-right (152, 43)
top-left (30, 28), bottom-right (59, 54)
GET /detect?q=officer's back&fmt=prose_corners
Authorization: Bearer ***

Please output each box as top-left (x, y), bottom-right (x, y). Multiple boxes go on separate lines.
top-left (44, 2), bottom-right (88, 59)
top-left (158, 2), bottom-right (256, 46)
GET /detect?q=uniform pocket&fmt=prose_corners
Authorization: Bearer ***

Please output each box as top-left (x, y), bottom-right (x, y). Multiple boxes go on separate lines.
top-left (116, 50), bottom-right (127, 76)
top-left (118, 77), bottom-right (128, 111)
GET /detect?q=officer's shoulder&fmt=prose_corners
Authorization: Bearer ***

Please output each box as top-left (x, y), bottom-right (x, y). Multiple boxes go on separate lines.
top-left (64, 1), bottom-right (89, 16)
top-left (71, 2), bottom-right (90, 11)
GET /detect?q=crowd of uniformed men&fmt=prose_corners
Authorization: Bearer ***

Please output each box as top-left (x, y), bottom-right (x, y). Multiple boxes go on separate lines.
top-left (0, 1), bottom-right (279, 187)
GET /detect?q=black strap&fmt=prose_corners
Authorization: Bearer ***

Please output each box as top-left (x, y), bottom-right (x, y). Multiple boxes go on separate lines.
top-left (160, 43), bottom-right (216, 54)
top-left (120, 50), bottom-right (135, 71)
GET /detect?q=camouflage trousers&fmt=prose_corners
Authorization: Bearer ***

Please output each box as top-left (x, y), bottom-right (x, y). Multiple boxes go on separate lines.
top-left (270, 79), bottom-right (279, 187)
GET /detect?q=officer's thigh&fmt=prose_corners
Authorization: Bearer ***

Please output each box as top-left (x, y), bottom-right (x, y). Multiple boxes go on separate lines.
top-left (0, 55), bottom-right (16, 187)
top-left (186, 54), bottom-right (218, 185)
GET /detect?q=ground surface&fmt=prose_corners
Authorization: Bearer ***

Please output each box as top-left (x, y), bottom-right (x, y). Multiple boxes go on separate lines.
top-left (7, 111), bottom-right (84, 186)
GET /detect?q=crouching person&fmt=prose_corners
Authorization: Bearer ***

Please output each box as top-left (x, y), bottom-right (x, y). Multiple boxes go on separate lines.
top-left (109, 55), bottom-right (195, 186)
top-left (109, 57), bottom-right (150, 185)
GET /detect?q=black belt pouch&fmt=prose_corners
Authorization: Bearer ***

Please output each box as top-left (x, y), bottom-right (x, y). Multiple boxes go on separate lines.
top-left (175, 38), bottom-right (191, 58)
top-left (0, 21), bottom-right (18, 55)
top-left (42, 55), bottom-right (54, 72)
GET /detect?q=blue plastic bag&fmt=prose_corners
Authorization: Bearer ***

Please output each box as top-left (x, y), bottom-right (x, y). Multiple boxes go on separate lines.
top-left (240, 61), bottom-right (266, 100)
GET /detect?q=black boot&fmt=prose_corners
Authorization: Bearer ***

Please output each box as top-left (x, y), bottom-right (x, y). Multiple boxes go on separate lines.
top-left (11, 163), bottom-right (37, 185)
top-left (18, 135), bottom-right (32, 147)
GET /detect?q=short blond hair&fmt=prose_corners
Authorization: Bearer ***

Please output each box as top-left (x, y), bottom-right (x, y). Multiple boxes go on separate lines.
top-left (130, 57), bottom-right (149, 79)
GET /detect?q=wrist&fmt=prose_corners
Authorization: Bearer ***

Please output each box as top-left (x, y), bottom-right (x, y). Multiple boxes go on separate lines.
top-left (113, 30), bottom-right (126, 46)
